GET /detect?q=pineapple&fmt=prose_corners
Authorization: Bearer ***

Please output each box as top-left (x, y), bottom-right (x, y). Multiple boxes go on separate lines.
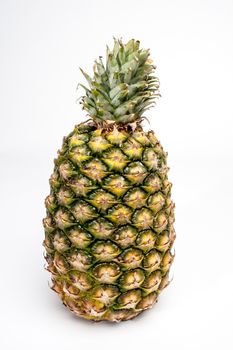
top-left (43, 38), bottom-right (175, 322)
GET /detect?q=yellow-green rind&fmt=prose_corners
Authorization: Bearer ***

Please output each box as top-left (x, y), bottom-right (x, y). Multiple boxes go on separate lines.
top-left (43, 122), bottom-right (175, 322)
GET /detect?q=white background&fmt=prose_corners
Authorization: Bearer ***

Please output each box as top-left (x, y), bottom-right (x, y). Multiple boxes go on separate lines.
top-left (1, 0), bottom-right (233, 349)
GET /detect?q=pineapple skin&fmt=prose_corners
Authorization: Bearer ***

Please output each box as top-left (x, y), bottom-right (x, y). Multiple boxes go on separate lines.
top-left (43, 122), bottom-right (175, 322)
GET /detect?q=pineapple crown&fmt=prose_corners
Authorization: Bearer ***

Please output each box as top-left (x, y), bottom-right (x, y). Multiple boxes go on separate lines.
top-left (79, 38), bottom-right (160, 124)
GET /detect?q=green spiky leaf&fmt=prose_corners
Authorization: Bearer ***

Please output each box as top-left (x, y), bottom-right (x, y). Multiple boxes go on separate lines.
top-left (79, 39), bottom-right (160, 123)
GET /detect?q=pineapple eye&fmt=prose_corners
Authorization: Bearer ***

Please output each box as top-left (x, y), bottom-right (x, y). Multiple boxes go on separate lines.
top-left (161, 250), bottom-right (174, 273)
top-left (136, 230), bottom-right (156, 251)
top-left (142, 148), bottom-right (158, 170)
top-left (124, 161), bottom-right (147, 184)
top-left (67, 226), bottom-right (93, 248)
top-left (117, 289), bottom-right (141, 309)
top-left (69, 145), bottom-right (92, 165)
top-left (156, 231), bottom-right (171, 252)
top-left (142, 271), bottom-right (162, 293)
top-left (43, 216), bottom-right (55, 233)
top-left (116, 248), bottom-right (143, 269)
top-left (102, 148), bottom-right (128, 171)
top-left (163, 179), bottom-right (172, 195)
top-left (136, 292), bottom-right (157, 311)
top-left (143, 173), bottom-right (162, 193)
top-left (56, 187), bottom-right (75, 206)
top-left (69, 271), bottom-right (93, 291)
top-left (92, 263), bottom-right (121, 283)
top-left (154, 212), bottom-right (168, 233)
top-left (106, 204), bottom-right (132, 225)
top-left (159, 273), bottom-right (170, 291)
top-left (61, 281), bottom-right (80, 299)
top-left (53, 231), bottom-right (70, 252)
top-left (87, 218), bottom-right (115, 239)
top-left (88, 135), bottom-right (112, 152)
top-left (148, 192), bottom-right (165, 213)
top-left (132, 208), bottom-right (154, 229)
top-left (120, 269), bottom-right (145, 290)
top-left (112, 225), bottom-right (137, 248)
top-left (143, 249), bottom-right (162, 272)
top-left (147, 131), bottom-right (158, 145)
top-left (81, 158), bottom-right (108, 181)
top-left (91, 241), bottom-right (121, 261)
top-left (49, 171), bottom-right (60, 190)
top-left (70, 200), bottom-right (98, 223)
top-left (132, 132), bottom-right (150, 146)
top-left (106, 128), bottom-right (127, 144)
top-left (54, 208), bottom-right (74, 230)
top-left (81, 300), bottom-right (106, 318)
top-left (92, 285), bottom-right (120, 306)
top-left (122, 138), bottom-right (143, 159)
top-left (103, 175), bottom-right (130, 197)
top-left (53, 252), bottom-right (69, 274)
top-left (58, 161), bottom-right (75, 180)
top-left (123, 187), bottom-right (147, 208)
top-left (66, 250), bottom-right (92, 271)
top-left (45, 194), bottom-right (57, 213)
top-left (68, 174), bottom-right (95, 196)
top-left (68, 132), bottom-right (89, 147)
top-left (88, 189), bottom-right (116, 211)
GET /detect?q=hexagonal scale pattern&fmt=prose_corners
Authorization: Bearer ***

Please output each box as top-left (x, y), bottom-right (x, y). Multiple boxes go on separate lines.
top-left (43, 123), bottom-right (175, 322)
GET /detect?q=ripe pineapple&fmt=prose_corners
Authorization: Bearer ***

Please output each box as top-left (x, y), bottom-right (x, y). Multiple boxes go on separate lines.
top-left (43, 38), bottom-right (175, 322)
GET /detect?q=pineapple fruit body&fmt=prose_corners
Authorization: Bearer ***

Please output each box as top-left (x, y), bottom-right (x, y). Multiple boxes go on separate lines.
top-left (43, 39), bottom-right (175, 322)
